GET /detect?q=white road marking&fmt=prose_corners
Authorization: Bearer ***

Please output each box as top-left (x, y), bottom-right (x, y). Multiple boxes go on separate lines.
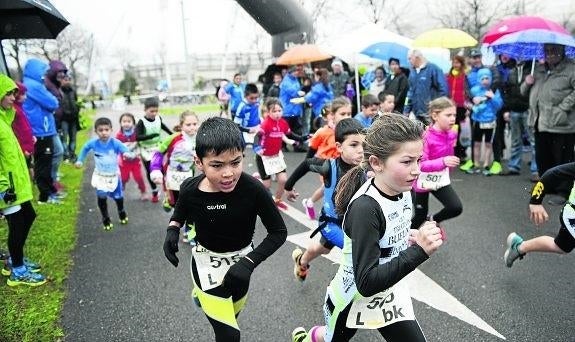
top-left (281, 202), bottom-right (506, 340)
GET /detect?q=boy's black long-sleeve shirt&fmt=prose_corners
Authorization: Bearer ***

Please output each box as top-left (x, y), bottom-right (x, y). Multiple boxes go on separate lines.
top-left (171, 172), bottom-right (287, 267)
top-left (135, 117), bottom-right (172, 141)
top-left (530, 162), bottom-right (575, 205)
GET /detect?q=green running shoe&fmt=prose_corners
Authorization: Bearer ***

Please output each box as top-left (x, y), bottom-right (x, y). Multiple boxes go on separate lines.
top-left (488, 161), bottom-right (502, 175)
top-left (459, 159), bottom-right (474, 172)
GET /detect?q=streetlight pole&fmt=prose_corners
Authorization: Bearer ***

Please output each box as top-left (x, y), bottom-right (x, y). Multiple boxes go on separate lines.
top-left (180, 0), bottom-right (192, 92)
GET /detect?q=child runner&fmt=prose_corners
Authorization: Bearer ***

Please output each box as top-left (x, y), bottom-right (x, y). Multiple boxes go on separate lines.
top-left (292, 114), bottom-right (444, 342)
top-left (284, 118), bottom-right (365, 281)
top-left (150, 111), bottom-right (199, 244)
top-left (378, 92), bottom-right (397, 115)
top-left (412, 97), bottom-right (463, 230)
top-left (116, 113), bottom-right (147, 201)
top-left (0, 74), bottom-right (45, 286)
top-left (136, 97), bottom-right (172, 203)
top-left (75, 117), bottom-right (135, 231)
top-left (253, 98), bottom-right (307, 209)
top-left (233, 83), bottom-right (261, 147)
top-left (504, 161), bottom-right (575, 267)
top-left (353, 94), bottom-right (380, 128)
top-left (163, 117), bottom-right (287, 342)
top-left (301, 97), bottom-right (353, 220)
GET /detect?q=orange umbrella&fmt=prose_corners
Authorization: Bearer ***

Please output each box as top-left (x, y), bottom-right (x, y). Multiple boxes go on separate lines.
top-left (276, 44), bottom-right (332, 65)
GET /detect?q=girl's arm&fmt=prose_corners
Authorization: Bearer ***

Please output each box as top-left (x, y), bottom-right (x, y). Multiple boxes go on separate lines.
top-left (347, 196), bottom-right (429, 297)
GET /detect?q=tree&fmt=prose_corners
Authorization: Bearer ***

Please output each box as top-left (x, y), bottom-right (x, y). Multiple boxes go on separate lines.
top-left (2, 39), bottom-right (27, 79)
top-left (118, 67), bottom-right (138, 95)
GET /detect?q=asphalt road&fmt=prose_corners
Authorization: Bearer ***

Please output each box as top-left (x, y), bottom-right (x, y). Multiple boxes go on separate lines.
top-left (62, 107), bottom-right (574, 341)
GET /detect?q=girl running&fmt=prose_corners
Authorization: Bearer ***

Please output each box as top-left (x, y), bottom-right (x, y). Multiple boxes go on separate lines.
top-left (292, 113), bottom-right (444, 342)
top-left (116, 113), bottom-right (147, 200)
top-left (412, 97), bottom-right (463, 230)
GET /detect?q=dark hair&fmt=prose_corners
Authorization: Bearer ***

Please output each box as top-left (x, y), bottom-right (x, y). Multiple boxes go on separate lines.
top-left (244, 83), bottom-right (259, 97)
top-left (361, 94), bottom-right (379, 107)
top-left (335, 113), bottom-right (424, 215)
top-left (94, 117), bottom-right (112, 130)
top-left (144, 97), bottom-right (159, 110)
top-left (450, 55), bottom-right (466, 73)
top-left (317, 68), bottom-right (329, 85)
top-left (264, 97), bottom-right (282, 111)
top-left (378, 92), bottom-right (394, 103)
top-left (119, 112), bottom-right (135, 125)
top-left (335, 118), bottom-right (365, 144)
top-left (195, 117), bottom-right (244, 159)
top-left (388, 58), bottom-right (400, 66)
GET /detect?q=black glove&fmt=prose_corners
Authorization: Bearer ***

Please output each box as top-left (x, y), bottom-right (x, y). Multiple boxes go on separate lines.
top-left (2, 189), bottom-right (16, 204)
top-left (222, 257), bottom-right (255, 292)
top-left (163, 226), bottom-right (180, 267)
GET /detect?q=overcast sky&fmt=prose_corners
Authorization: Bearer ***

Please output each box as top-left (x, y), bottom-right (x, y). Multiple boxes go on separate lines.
top-left (50, 0), bottom-right (573, 67)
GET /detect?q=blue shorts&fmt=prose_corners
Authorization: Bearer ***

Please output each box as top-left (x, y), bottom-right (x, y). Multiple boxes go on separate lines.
top-left (96, 179), bottom-right (123, 199)
top-left (320, 222), bottom-right (343, 249)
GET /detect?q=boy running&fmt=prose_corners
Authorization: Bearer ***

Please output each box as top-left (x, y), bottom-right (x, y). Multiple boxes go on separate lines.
top-left (163, 117), bottom-right (287, 341)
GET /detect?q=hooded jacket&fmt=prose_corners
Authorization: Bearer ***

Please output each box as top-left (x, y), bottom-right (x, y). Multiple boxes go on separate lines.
top-left (22, 59), bottom-right (59, 137)
top-left (304, 81), bottom-right (334, 117)
top-left (12, 82), bottom-right (35, 154)
top-left (279, 72), bottom-right (303, 117)
top-left (521, 58), bottom-right (575, 134)
top-left (493, 58), bottom-right (530, 112)
top-left (470, 68), bottom-right (503, 123)
top-left (45, 60), bottom-right (67, 122)
top-left (414, 125), bottom-right (458, 193)
top-left (0, 74), bottom-right (33, 210)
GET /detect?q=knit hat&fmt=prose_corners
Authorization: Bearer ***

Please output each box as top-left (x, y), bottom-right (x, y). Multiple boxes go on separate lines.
top-left (469, 48), bottom-right (482, 57)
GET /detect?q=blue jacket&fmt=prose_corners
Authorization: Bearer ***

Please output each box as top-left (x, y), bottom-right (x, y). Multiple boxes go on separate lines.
top-left (304, 82), bottom-right (334, 118)
top-left (22, 59), bottom-right (59, 137)
top-left (279, 73), bottom-right (303, 117)
top-left (404, 62), bottom-right (448, 117)
top-left (467, 66), bottom-right (484, 89)
top-left (354, 112), bottom-right (373, 128)
top-left (470, 68), bottom-right (504, 123)
top-left (225, 82), bottom-right (245, 113)
top-left (233, 99), bottom-right (261, 128)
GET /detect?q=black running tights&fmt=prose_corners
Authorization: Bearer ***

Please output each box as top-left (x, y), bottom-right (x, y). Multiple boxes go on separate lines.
top-left (6, 201), bottom-right (36, 267)
top-left (97, 196), bottom-right (124, 221)
top-left (412, 185), bottom-right (463, 229)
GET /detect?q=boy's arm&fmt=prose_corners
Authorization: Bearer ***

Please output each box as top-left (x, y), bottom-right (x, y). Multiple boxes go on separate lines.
top-left (135, 119), bottom-right (160, 141)
top-left (75, 140), bottom-right (94, 165)
top-left (284, 157), bottom-right (326, 191)
top-left (160, 119), bottom-right (173, 135)
top-left (530, 162), bottom-right (575, 205)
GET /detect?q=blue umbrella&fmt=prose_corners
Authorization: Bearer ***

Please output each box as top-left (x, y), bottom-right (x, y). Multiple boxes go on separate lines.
top-left (361, 42), bottom-right (410, 65)
top-left (490, 29), bottom-right (575, 60)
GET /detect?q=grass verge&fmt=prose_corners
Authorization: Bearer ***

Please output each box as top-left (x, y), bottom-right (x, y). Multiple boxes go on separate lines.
top-left (0, 109), bottom-right (95, 342)
top-left (159, 103), bottom-right (219, 116)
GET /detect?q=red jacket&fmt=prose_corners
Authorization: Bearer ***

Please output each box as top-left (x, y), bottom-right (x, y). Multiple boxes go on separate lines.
top-left (446, 70), bottom-right (467, 107)
top-left (12, 102), bottom-right (35, 154)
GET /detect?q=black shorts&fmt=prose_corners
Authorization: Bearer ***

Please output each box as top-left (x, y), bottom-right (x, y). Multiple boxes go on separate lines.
top-left (472, 121), bottom-right (494, 143)
top-left (255, 154), bottom-right (285, 180)
top-left (556, 208), bottom-right (575, 253)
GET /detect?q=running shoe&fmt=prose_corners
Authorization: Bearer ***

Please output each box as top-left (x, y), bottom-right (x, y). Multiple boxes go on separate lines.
top-left (103, 217), bottom-right (114, 231)
top-left (140, 193), bottom-right (149, 201)
top-left (504, 232), bottom-right (525, 268)
top-left (291, 248), bottom-right (309, 282)
top-left (292, 327), bottom-right (307, 342)
top-left (275, 198), bottom-right (288, 210)
top-left (1, 257), bottom-right (41, 276)
top-left (119, 211), bottom-right (128, 225)
top-left (459, 159), bottom-right (474, 172)
top-left (302, 198), bottom-right (316, 220)
top-left (487, 161), bottom-right (502, 176)
top-left (7, 266), bottom-right (46, 287)
top-left (192, 287), bottom-right (202, 308)
top-left (151, 192), bottom-right (159, 203)
top-left (162, 197), bottom-right (172, 212)
top-left (38, 195), bottom-right (63, 205)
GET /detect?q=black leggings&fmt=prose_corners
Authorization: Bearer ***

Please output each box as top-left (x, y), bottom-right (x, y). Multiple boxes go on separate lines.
top-left (97, 196), bottom-right (124, 221)
top-left (6, 201), bottom-right (37, 267)
top-left (142, 160), bottom-right (158, 193)
top-left (412, 185), bottom-right (462, 229)
top-left (330, 301), bottom-right (427, 341)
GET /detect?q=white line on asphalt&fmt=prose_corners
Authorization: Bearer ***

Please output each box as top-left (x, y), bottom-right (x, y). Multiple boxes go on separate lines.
top-left (282, 202), bottom-right (506, 340)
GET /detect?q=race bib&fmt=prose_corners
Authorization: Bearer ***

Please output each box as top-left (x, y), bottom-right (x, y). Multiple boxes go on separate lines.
top-left (191, 244), bottom-right (253, 291)
top-left (416, 168), bottom-right (450, 191)
top-left (165, 168), bottom-right (193, 190)
top-left (261, 152), bottom-right (287, 175)
top-left (346, 282), bottom-right (414, 329)
top-left (479, 121), bottom-right (496, 129)
top-left (139, 145), bottom-right (157, 161)
top-left (243, 132), bottom-right (256, 145)
top-left (91, 172), bottom-right (119, 192)
top-left (561, 204), bottom-right (575, 238)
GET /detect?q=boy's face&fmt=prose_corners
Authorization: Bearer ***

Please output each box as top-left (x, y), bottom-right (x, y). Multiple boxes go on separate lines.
top-left (362, 103), bottom-right (379, 118)
top-left (195, 149), bottom-right (243, 193)
top-left (145, 106), bottom-right (159, 118)
top-left (95, 124), bottom-right (112, 141)
top-left (380, 95), bottom-right (395, 112)
top-left (480, 76), bottom-right (491, 88)
top-left (273, 74), bottom-right (282, 84)
top-left (268, 104), bottom-right (283, 120)
top-left (337, 133), bottom-right (364, 166)
top-left (1, 89), bottom-right (17, 109)
top-left (120, 116), bottom-right (134, 130)
top-left (246, 93), bottom-right (259, 105)
top-left (233, 75), bottom-right (242, 84)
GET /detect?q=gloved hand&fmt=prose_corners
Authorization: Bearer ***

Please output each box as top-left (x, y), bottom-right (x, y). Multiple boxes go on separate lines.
top-left (163, 226), bottom-right (180, 267)
top-left (222, 257), bottom-right (255, 292)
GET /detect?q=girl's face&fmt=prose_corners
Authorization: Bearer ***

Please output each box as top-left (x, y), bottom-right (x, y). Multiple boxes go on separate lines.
top-left (370, 140), bottom-right (422, 196)
top-left (337, 133), bottom-right (364, 166)
top-left (195, 149), bottom-right (243, 193)
top-left (267, 104), bottom-right (283, 120)
top-left (452, 59), bottom-right (462, 69)
top-left (375, 69), bottom-right (384, 80)
top-left (380, 95), bottom-right (395, 113)
top-left (432, 106), bottom-right (457, 132)
top-left (333, 105), bottom-right (352, 125)
top-left (233, 75), bottom-right (242, 85)
top-left (145, 107), bottom-right (159, 119)
top-left (1, 89), bottom-right (16, 109)
top-left (182, 115), bottom-right (199, 136)
top-left (120, 116), bottom-right (135, 131)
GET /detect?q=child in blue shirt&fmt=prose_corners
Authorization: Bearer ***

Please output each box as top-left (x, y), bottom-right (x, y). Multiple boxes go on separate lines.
top-left (233, 83), bottom-right (261, 146)
top-left (354, 94), bottom-right (380, 128)
top-left (75, 117), bottom-right (136, 230)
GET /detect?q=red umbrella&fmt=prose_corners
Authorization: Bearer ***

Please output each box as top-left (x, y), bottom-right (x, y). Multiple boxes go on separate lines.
top-left (483, 16), bottom-right (570, 44)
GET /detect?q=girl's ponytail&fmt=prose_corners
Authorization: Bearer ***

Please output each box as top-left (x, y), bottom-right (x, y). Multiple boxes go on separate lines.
top-left (335, 163), bottom-right (368, 215)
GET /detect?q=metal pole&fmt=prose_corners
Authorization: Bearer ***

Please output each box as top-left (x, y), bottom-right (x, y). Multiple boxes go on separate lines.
top-left (180, 0), bottom-right (192, 92)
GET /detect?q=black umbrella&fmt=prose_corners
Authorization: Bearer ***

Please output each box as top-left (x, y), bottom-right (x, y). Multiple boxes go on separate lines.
top-left (0, 0), bottom-right (70, 39)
